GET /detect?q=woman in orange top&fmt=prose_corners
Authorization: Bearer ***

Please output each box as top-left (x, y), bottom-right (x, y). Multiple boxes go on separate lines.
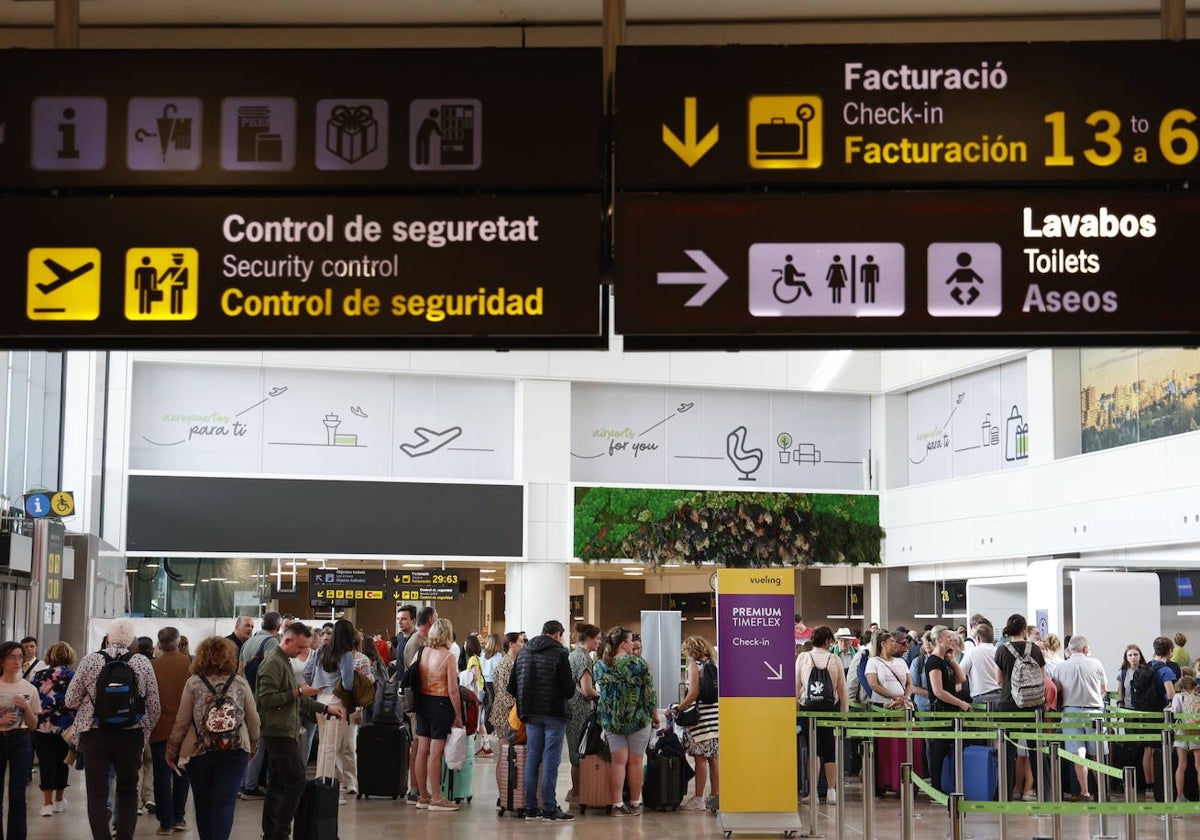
top-left (414, 618), bottom-right (464, 812)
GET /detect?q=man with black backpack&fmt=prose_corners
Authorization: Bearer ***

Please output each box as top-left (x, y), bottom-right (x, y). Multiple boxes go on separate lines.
top-left (238, 612), bottom-right (282, 800)
top-left (64, 618), bottom-right (161, 840)
top-left (1135, 636), bottom-right (1180, 797)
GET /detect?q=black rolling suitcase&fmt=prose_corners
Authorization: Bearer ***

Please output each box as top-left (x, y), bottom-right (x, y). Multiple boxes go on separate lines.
top-left (642, 754), bottom-right (685, 810)
top-left (1151, 748), bottom-right (1200, 802)
top-left (294, 777), bottom-right (339, 840)
top-left (356, 722), bottom-right (411, 799)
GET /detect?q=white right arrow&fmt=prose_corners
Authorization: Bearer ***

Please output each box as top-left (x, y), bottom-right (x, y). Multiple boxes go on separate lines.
top-left (764, 661), bottom-right (784, 680)
top-left (656, 249), bottom-right (728, 307)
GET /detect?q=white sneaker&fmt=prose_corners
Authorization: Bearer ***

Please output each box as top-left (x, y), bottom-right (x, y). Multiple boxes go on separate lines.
top-left (39, 805), bottom-right (53, 817)
top-left (826, 788), bottom-right (837, 804)
top-left (337, 797), bottom-right (348, 806)
top-left (53, 800), bottom-right (67, 813)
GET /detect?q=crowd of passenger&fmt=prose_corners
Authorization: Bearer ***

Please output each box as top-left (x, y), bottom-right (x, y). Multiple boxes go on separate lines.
top-left (795, 612), bottom-right (1200, 806)
top-left (4, 608), bottom-right (723, 840)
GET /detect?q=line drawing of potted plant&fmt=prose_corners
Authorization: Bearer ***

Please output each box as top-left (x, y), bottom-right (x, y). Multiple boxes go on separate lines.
top-left (777, 432), bottom-right (793, 463)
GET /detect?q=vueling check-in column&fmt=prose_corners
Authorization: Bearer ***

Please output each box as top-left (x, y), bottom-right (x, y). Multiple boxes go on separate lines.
top-left (716, 568), bottom-right (801, 836)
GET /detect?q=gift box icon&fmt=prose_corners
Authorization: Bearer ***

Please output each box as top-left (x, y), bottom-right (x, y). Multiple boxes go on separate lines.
top-left (325, 104), bottom-right (378, 164)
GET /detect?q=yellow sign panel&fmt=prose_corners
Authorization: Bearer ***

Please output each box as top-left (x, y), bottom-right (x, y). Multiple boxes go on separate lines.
top-left (125, 248), bottom-right (199, 320)
top-left (50, 492), bottom-right (75, 517)
top-left (747, 95), bottom-right (823, 170)
top-left (716, 567), bottom-right (794, 596)
top-left (27, 248), bottom-right (102, 321)
top-left (720, 698), bottom-right (799, 812)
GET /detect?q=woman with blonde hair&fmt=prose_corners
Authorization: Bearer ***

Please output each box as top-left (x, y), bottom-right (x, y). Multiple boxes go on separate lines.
top-left (166, 636), bottom-right (259, 840)
top-left (675, 635), bottom-right (719, 810)
top-left (414, 618), bottom-right (464, 812)
top-left (32, 641), bottom-right (76, 816)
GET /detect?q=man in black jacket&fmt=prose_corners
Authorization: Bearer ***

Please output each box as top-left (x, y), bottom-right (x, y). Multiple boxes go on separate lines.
top-left (508, 620), bottom-right (575, 822)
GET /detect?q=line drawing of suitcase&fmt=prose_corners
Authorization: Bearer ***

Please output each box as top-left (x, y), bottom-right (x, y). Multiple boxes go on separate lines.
top-left (756, 117), bottom-right (801, 154)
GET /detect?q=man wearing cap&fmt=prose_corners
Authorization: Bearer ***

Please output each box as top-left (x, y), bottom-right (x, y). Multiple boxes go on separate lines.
top-left (833, 628), bottom-right (858, 670)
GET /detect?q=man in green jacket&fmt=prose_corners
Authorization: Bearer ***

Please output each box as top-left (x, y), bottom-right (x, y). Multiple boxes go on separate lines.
top-left (256, 622), bottom-right (343, 840)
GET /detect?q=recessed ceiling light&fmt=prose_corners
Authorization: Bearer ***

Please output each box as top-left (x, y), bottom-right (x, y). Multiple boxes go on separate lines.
top-left (569, 575), bottom-right (584, 580)
top-left (402, 563), bottom-right (424, 568)
top-left (180, 583), bottom-right (195, 588)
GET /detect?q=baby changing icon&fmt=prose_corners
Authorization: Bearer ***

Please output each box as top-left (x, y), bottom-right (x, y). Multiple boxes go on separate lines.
top-left (1004, 405), bottom-right (1029, 461)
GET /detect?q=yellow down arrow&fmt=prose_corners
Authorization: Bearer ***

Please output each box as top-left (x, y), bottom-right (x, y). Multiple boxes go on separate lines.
top-left (662, 97), bottom-right (719, 167)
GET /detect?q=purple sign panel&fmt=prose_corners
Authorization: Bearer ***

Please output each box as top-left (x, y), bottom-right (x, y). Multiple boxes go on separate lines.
top-left (717, 593), bottom-right (795, 698)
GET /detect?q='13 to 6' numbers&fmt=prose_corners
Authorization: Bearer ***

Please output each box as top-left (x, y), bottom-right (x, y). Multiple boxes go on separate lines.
top-left (1043, 109), bottom-right (1199, 166)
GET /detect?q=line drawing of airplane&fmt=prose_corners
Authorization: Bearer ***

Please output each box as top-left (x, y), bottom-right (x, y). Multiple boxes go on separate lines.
top-left (400, 426), bottom-right (463, 458)
top-left (37, 257), bottom-right (95, 294)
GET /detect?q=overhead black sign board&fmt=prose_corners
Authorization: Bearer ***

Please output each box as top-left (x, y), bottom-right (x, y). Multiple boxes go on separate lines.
top-left (0, 49), bottom-right (601, 190)
top-left (2, 194), bottom-right (603, 348)
top-left (615, 189), bottom-right (1200, 349)
top-left (310, 598), bottom-right (354, 609)
top-left (616, 41), bottom-right (1200, 189)
top-left (311, 570), bottom-right (384, 588)
top-left (387, 568), bottom-right (463, 602)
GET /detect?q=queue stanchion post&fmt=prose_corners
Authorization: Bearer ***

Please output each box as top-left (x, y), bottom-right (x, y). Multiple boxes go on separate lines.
top-left (1093, 718), bottom-right (1116, 840)
top-left (996, 727), bottom-right (1008, 839)
top-left (1035, 708), bottom-right (1047, 804)
top-left (1049, 742), bottom-right (1063, 840)
top-left (802, 715), bottom-right (823, 839)
top-left (905, 706), bottom-right (915, 770)
top-left (900, 763), bottom-right (913, 840)
top-left (862, 738), bottom-right (875, 840)
top-left (948, 793), bottom-right (964, 840)
top-left (1123, 766), bottom-right (1137, 840)
top-left (953, 716), bottom-right (965, 795)
top-left (834, 727), bottom-right (845, 840)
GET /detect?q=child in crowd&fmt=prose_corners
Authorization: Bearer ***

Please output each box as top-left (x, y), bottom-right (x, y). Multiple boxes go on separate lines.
top-left (1172, 673), bottom-right (1200, 803)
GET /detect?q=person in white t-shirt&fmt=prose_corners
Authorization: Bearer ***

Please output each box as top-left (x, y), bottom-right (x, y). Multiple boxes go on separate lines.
top-left (960, 622), bottom-right (1003, 708)
top-left (866, 630), bottom-right (914, 709)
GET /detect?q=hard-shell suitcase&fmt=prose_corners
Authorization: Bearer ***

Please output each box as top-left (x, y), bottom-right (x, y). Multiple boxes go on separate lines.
top-left (939, 746), bottom-right (999, 800)
top-left (576, 753), bottom-right (611, 814)
top-left (356, 723), bottom-right (410, 799)
top-left (441, 733), bottom-right (475, 803)
top-left (642, 755), bottom-right (685, 810)
top-left (875, 736), bottom-right (927, 795)
top-left (497, 741), bottom-right (530, 816)
top-left (294, 777), bottom-right (339, 840)
top-left (797, 730), bottom-right (828, 799)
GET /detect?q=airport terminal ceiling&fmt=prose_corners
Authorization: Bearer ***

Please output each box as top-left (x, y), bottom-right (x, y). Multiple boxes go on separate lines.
top-left (0, 0), bottom-right (1196, 27)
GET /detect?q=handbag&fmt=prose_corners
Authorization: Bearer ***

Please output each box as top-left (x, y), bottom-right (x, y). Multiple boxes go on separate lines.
top-left (578, 709), bottom-right (609, 758)
top-left (400, 648), bottom-right (423, 714)
top-left (674, 704), bottom-right (700, 727)
top-left (333, 670), bottom-right (376, 710)
top-left (444, 726), bottom-right (467, 770)
top-left (507, 705), bottom-right (527, 745)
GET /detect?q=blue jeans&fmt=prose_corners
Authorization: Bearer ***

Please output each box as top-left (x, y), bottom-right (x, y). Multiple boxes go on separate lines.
top-left (150, 740), bottom-right (191, 828)
top-left (0, 731), bottom-right (32, 840)
top-left (524, 715), bottom-right (566, 814)
top-left (187, 750), bottom-right (248, 840)
top-left (242, 735), bottom-right (266, 791)
top-left (298, 716), bottom-right (317, 768)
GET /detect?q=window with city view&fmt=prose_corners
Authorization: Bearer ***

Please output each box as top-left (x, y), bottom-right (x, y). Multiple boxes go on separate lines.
top-left (1080, 347), bottom-right (1200, 453)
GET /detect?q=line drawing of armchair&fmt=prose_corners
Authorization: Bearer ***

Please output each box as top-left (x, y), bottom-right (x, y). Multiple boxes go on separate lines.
top-left (726, 426), bottom-right (763, 481)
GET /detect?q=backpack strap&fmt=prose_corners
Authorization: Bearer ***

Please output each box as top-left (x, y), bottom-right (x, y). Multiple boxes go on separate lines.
top-left (198, 674), bottom-right (218, 695)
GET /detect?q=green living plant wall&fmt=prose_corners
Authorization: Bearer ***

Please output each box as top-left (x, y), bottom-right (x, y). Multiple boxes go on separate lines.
top-left (574, 486), bottom-right (883, 570)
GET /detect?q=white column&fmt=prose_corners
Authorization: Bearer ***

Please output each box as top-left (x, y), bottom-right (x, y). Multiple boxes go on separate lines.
top-left (507, 379), bottom-right (573, 635)
top-left (60, 351), bottom-right (106, 534)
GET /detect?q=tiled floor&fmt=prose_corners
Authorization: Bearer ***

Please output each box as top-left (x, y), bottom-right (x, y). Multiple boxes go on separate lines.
top-left (20, 756), bottom-right (1200, 839)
